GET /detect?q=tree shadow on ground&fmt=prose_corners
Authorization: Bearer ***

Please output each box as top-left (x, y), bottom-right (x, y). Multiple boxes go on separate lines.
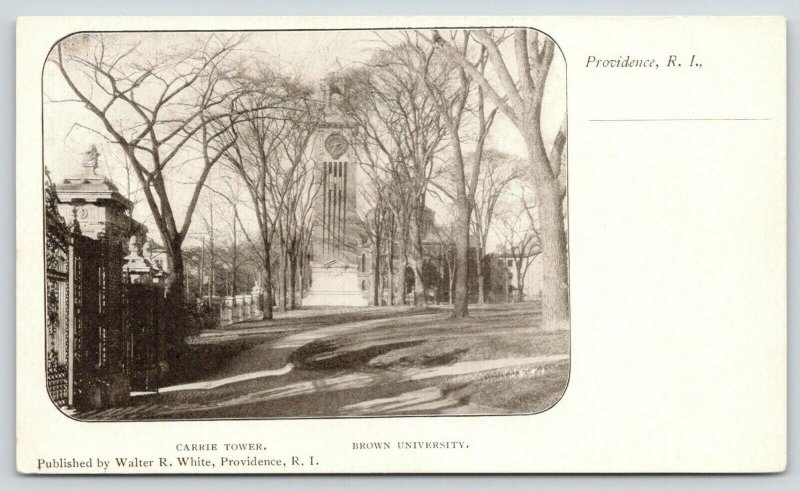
top-left (289, 339), bottom-right (424, 370)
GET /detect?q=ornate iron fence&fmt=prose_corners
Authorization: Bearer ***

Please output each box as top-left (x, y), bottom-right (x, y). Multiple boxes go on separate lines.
top-left (123, 283), bottom-right (162, 392)
top-left (45, 173), bottom-right (166, 409)
top-left (45, 179), bottom-right (71, 406)
top-left (71, 233), bottom-right (104, 407)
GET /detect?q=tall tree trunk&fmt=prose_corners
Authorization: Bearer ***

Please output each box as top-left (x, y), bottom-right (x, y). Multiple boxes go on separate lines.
top-left (412, 256), bottom-right (425, 306)
top-left (387, 253), bottom-right (395, 306)
top-left (208, 251), bottom-right (214, 302)
top-left (517, 106), bottom-right (570, 329)
top-left (208, 204), bottom-right (215, 303)
top-left (397, 255), bottom-right (408, 306)
top-left (476, 244), bottom-right (485, 304)
top-left (448, 262), bottom-right (455, 306)
top-left (166, 243), bottom-right (186, 304)
top-left (163, 242), bottom-right (186, 368)
top-left (504, 262), bottom-right (510, 303)
top-left (297, 264), bottom-right (304, 309)
top-left (275, 261), bottom-right (282, 312)
top-left (373, 242), bottom-right (381, 306)
top-left (434, 255), bottom-right (441, 305)
top-left (280, 246), bottom-right (288, 311)
top-left (262, 253), bottom-right (274, 320)
top-left (537, 181), bottom-right (569, 330)
top-left (288, 244), bottom-right (297, 310)
top-left (198, 239), bottom-right (205, 301)
top-left (396, 221), bottom-right (410, 306)
top-left (412, 209), bottom-right (426, 306)
top-left (452, 204), bottom-right (470, 317)
top-left (232, 208), bottom-right (238, 294)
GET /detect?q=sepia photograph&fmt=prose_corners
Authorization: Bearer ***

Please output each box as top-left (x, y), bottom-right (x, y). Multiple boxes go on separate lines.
top-left (16, 11), bottom-right (790, 478)
top-left (42, 27), bottom-right (569, 420)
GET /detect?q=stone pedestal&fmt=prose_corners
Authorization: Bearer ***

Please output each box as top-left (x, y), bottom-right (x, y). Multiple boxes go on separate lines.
top-left (303, 259), bottom-right (368, 307)
top-left (220, 296), bottom-right (234, 326)
top-left (234, 295), bottom-right (246, 320)
top-left (123, 236), bottom-right (155, 284)
top-left (251, 284), bottom-right (264, 318)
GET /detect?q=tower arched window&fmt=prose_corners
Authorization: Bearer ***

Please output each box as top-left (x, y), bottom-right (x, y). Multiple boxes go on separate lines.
top-left (360, 253), bottom-right (366, 272)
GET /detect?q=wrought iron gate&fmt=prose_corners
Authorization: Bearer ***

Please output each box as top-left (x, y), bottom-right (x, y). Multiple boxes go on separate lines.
top-left (45, 177), bottom-right (107, 408)
top-left (123, 283), bottom-right (162, 391)
top-left (45, 188), bottom-right (71, 406)
top-left (71, 234), bottom-right (104, 406)
top-left (45, 174), bottom-right (164, 410)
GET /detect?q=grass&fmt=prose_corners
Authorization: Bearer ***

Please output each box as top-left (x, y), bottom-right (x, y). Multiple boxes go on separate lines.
top-left (100, 301), bottom-right (569, 418)
top-left (444, 360), bottom-right (570, 413)
top-left (274, 301), bottom-right (570, 414)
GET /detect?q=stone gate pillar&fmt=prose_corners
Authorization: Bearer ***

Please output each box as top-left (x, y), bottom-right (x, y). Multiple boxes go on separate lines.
top-left (55, 145), bottom-right (136, 408)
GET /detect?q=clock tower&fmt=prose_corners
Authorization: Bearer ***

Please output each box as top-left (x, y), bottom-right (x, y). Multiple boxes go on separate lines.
top-left (303, 83), bottom-right (371, 306)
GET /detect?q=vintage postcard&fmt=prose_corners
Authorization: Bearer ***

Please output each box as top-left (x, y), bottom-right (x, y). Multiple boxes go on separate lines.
top-left (16, 16), bottom-right (786, 473)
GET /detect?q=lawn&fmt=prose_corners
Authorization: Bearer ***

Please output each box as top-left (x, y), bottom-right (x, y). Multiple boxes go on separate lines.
top-left (80, 301), bottom-right (569, 419)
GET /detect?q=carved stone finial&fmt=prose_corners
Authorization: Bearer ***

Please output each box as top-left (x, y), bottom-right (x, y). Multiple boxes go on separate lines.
top-left (82, 144), bottom-right (100, 174)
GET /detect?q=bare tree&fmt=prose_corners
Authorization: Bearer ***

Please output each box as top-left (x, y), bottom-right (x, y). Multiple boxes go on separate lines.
top-left (420, 28), bottom-right (568, 330)
top-left (219, 70), bottom-right (317, 317)
top-left (381, 207), bottom-right (398, 305)
top-left (334, 46), bottom-right (447, 306)
top-left (470, 149), bottom-right (522, 303)
top-left (51, 33), bottom-right (246, 302)
top-left (407, 31), bottom-right (497, 317)
top-left (199, 176), bottom-right (250, 296)
top-left (433, 216), bottom-right (459, 305)
top-left (197, 199), bottom-right (218, 303)
top-left (495, 205), bottom-right (541, 302)
top-left (218, 74), bottom-right (282, 319)
top-left (359, 178), bottom-right (391, 306)
top-left (270, 102), bottom-right (320, 310)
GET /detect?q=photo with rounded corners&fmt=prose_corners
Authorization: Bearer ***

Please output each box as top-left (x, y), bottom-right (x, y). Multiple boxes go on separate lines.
top-left (41, 26), bottom-right (569, 421)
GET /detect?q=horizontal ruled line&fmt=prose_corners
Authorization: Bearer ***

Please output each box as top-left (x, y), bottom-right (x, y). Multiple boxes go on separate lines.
top-left (589, 118), bottom-right (771, 122)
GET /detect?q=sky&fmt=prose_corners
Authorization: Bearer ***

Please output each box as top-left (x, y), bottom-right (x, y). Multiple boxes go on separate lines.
top-left (42, 29), bottom-right (566, 253)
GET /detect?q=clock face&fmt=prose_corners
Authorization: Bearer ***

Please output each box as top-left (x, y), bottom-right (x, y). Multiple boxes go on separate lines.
top-left (325, 132), bottom-right (349, 159)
